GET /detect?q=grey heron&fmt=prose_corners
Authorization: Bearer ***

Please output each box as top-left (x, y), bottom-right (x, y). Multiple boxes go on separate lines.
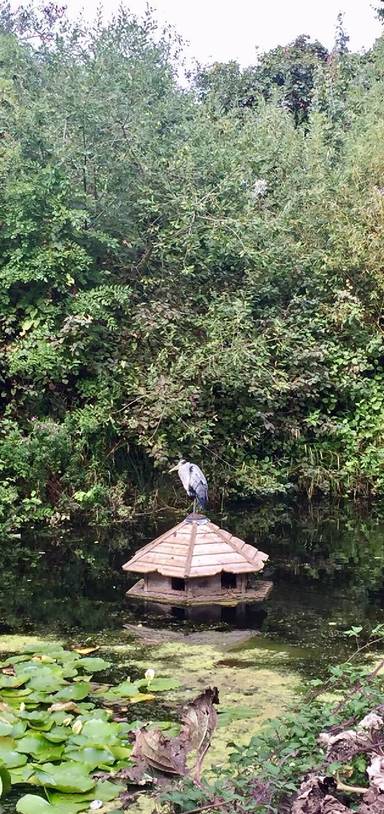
top-left (169, 459), bottom-right (208, 511)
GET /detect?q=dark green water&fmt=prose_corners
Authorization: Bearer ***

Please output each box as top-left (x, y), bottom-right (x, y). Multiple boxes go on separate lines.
top-left (2, 500), bottom-right (384, 671)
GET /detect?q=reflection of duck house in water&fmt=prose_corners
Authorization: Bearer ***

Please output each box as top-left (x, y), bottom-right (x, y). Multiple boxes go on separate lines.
top-left (122, 513), bottom-right (273, 606)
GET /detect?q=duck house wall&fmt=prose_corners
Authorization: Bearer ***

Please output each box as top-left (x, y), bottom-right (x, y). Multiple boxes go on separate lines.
top-left (188, 574), bottom-right (221, 597)
top-left (145, 573), bottom-right (177, 595)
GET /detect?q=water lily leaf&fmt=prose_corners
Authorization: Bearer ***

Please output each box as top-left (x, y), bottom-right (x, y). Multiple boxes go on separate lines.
top-left (109, 745), bottom-right (132, 760)
top-left (104, 681), bottom-right (141, 698)
top-left (63, 746), bottom-right (116, 769)
top-left (44, 726), bottom-right (70, 743)
top-left (9, 763), bottom-right (34, 784)
top-left (0, 764), bottom-right (11, 798)
top-left (14, 661), bottom-right (59, 676)
top-left (76, 658), bottom-right (111, 673)
top-left (0, 738), bottom-right (28, 768)
top-left (72, 647), bottom-right (99, 656)
top-left (1, 655), bottom-right (32, 667)
top-left (49, 779), bottom-right (124, 805)
top-left (0, 673), bottom-right (29, 688)
top-left (27, 669), bottom-right (66, 694)
top-left (11, 720), bottom-right (28, 738)
top-left (0, 719), bottom-right (13, 736)
top-left (16, 794), bottom-right (52, 813)
top-left (50, 683), bottom-right (91, 702)
top-left (19, 710), bottom-right (52, 726)
top-left (16, 794), bottom-right (85, 814)
top-left (0, 688), bottom-right (32, 698)
top-left (16, 733), bottom-right (64, 761)
top-left (80, 719), bottom-right (120, 745)
top-left (32, 761), bottom-right (95, 792)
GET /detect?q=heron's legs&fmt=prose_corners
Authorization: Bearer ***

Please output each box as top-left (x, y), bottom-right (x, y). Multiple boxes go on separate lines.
top-left (193, 498), bottom-right (197, 514)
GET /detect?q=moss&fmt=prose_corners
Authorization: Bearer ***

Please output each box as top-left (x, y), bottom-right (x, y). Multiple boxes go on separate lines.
top-left (0, 634), bottom-right (63, 652)
top-left (103, 633), bottom-right (299, 771)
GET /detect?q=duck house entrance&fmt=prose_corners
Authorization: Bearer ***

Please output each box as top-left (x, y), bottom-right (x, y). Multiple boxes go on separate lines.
top-left (171, 577), bottom-right (186, 591)
top-left (221, 572), bottom-right (237, 589)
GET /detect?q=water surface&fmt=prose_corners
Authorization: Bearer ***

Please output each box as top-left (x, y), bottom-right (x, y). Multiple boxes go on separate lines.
top-left (2, 500), bottom-right (384, 673)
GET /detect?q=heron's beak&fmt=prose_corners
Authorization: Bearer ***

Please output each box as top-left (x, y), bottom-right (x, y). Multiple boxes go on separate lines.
top-left (169, 464), bottom-right (178, 472)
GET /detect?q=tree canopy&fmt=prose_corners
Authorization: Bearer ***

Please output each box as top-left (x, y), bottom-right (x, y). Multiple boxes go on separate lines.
top-left (1, 3), bottom-right (384, 534)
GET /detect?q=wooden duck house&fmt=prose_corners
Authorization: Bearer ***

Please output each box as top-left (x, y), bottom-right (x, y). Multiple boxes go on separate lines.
top-left (123, 514), bottom-right (272, 606)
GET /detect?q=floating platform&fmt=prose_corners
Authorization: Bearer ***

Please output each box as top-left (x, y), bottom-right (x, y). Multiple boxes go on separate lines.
top-left (126, 578), bottom-right (273, 606)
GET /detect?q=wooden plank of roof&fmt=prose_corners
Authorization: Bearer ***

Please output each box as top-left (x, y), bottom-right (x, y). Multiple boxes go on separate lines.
top-left (122, 519), bottom-right (187, 569)
top-left (140, 555), bottom-right (186, 564)
top-left (192, 555), bottom-right (248, 567)
top-left (191, 550), bottom-right (244, 559)
top-left (184, 520), bottom-right (197, 578)
top-left (188, 564), bottom-right (256, 575)
top-left (192, 543), bottom-right (237, 554)
top-left (193, 546), bottom-right (242, 555)
top-left (153, 544), bottom-right (190, 555)
top-left (213, 526), bottom-right (263, 566)
top-left (131, 553), bottom-right (185, 565)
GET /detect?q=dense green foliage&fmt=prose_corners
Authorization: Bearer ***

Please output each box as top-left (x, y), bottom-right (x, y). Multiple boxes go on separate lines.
top-left (1, 3), bottom-right (384, 534)
top-left (193, 34), bottom-right (329, 121)
top-left (164, 639), bottom-right (384, 812)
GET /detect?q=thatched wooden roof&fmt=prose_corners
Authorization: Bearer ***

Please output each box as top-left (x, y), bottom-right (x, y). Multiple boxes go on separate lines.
top-left (122, 514), bottom-right (268, 578)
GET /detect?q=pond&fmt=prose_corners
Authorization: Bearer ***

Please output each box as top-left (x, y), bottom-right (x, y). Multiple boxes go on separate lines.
top-left (2, 500), bottom-right (384, 657)
top-left (1, 500), bottom-right (384, 811)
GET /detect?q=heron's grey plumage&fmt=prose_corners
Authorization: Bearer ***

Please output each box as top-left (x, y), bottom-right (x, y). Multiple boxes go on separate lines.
top-left (174, 459), bottom-right (208, 510)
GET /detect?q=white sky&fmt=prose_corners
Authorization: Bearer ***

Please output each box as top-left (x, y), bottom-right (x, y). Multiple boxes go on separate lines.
top-left (65, 0), bottom-right (382, 65)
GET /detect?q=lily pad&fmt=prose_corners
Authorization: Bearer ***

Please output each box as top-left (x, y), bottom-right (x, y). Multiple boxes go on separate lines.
top-left (16, 733), bottom-right (64, 762)
top-left (79, 719), bottom-right (120, 746)
top-left (44, 726), bottom-right (71, 743)
top-left (19, 710), bottom-right (52, 728)
top-left (50, 683), bottom-right (91, 703)
top-left (1, 687), bottom-right (32, 699)
top-left (63, 746), bottom-right (116, 769)
top-left (11, 720), bottom-right (28, 738)
top-left (1, 655), bottom-right (32, 667)
top-left (27, 669), bottom-right (66, 694)
top-left (9, 764), bottom-right (34, 784)
top-left (16, 794), bottom-right (85, 814)
top-left (0, 673), bottom-right (29, 689)
top-left (76, 658), bottom-right (111, 673)
top-left (32, 761), bottom-right (95, 792)
top-left (0, 719), bottom-right (13, 736)
top-left (103, 681), bottom-right (141, 698)
top-left (0, 738), bottom-right (28, 768)
top-left (48, 780), bottom-right (124, 805)
top-left (16, 796), bottom-right (52, 814)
